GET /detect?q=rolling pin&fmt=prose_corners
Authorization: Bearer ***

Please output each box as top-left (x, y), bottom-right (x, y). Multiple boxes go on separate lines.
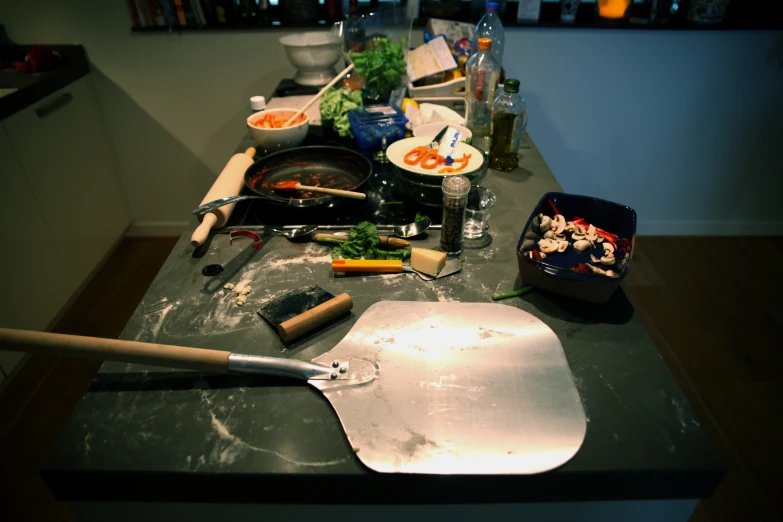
top-left (190, 147), bottom-right (256, 247)
top-left (313, 233), bottom-right (410, 249)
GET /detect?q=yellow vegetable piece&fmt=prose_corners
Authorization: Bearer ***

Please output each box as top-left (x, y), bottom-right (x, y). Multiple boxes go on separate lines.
top-left (401, 98), bottom-right (419, 111)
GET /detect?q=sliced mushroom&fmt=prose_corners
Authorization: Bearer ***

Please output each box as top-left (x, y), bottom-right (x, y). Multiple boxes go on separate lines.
top-left (603, 242), bottom-right (615, 255)
top-left (530, 215), bottom-right (543, 235)
top-left (586, 264), bottom-right (606, 275)
top-left (552, 214), bottom-right (566, 234)
top-left (543, 230), bottom-right (556, 239)
top-left (557, 241), bottom-right (569, 253)
top-left (538, 238), bottom-right (559, 254)
top-left (604, 270), bottom-right (619, 278)
top-left (573, 239), bottom-right (592, 252)
top-left (596, 236), bottom-right (604, 243)
top-left (590, 254), bottom-right (601, 263)
top-left (554, 232), bottom-right (567, 241)
top-left (585, 224), bottom-right (598, 241)
top-left (564, 221), bottom-right (576, 233)
top-left (600, 255), bottom-right (616, 266)
top-left (572, 224), bottom-right (586, 240)
top-left (522, 238), bottom-right (537, 251)
top-left (540, 252), bottom-right (547, 260)
top-left (539, 214), bottom-right (552, 233)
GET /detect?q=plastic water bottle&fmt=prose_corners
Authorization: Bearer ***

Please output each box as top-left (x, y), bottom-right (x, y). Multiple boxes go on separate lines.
top-left (465, 38), bottom-right (500, 153)
top-left (472, 2), bottom-right (504, 67)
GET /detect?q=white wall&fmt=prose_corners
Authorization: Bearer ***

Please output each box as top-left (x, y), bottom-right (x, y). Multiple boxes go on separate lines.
top-left (2, 1), bottom-right (782, 235)
top-left (2, 0), bottom-right (297, 235)
top-left (504, 28), bottom-right (783, 235)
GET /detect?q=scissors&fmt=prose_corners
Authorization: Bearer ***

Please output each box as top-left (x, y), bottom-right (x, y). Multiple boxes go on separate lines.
top-left (403, 127), bottom-right (449, 169)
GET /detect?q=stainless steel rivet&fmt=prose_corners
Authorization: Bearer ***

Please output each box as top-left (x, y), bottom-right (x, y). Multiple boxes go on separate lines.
top-left (330, 373), bottom-right (338, 379)
top-left (332, 360), bottom-right (340, 368)
top-left (339, 366), bottom-right (347, 373)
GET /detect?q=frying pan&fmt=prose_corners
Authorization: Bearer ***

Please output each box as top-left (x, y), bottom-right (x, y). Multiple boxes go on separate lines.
top-left (244, 146), bottom-right (372, 208)
top-left (0, 301), bottom-right (586, 474)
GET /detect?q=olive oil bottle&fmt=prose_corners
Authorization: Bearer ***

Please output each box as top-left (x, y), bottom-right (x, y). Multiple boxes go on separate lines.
top-left (489, 79), bottom-right (527, 172)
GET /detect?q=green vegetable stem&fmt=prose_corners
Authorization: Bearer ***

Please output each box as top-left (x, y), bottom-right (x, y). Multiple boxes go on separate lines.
top-left (491, 286), bottom-right (534, 301)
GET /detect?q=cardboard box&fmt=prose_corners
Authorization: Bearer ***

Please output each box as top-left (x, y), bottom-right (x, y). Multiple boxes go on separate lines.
top-left (425, 18), bottom-right (475, 42)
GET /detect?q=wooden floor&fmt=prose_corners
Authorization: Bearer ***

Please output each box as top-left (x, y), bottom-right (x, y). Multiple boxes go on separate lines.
top-left (0, 236), bottom-right (781, 521)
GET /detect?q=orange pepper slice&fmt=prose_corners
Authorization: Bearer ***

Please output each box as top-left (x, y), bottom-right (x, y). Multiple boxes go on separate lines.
top-left (404, 146), bottom-right (428, 165)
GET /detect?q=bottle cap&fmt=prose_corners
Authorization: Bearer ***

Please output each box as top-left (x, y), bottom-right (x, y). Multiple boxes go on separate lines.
top-left (250, 96), bottom-right (266, 111)
top-left (442, 175), bottom-right (471, 198)
top-left (504, 78), bottom-right (520, 93)
top-left (486, 2), bottom-right (499, 12)
top-left (477, 37), bottom-right (492, 51)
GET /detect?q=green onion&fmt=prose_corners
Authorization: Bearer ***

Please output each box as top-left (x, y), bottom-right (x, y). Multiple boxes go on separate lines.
top-left (491, 286), bottom-right (533, 301)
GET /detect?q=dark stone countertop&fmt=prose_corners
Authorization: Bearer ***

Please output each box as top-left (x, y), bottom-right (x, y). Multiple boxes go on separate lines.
top-left (0, 44), bottom-right (90, 121)
top-left (40, 132), bottom-right (723, 504)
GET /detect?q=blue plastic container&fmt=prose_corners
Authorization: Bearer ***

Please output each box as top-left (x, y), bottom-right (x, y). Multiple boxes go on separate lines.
top-left (348, 105), bottom-right (408, 149)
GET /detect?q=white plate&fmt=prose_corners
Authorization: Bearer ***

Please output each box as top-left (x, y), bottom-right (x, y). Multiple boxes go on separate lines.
top-left (413, 122), bottom-right (472, 141)
top-left (386, 137), bottom-right (484, 176)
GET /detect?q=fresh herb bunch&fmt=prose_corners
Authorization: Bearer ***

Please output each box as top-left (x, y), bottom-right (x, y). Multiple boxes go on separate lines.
top-left (331, 221), bottom-right (410, 261)
top-left (320, 87), bottom-right (363, 137)
top-left (350, 37), bottom-right (407, 97)
top-left (414, 211), bottom-right (429, 223)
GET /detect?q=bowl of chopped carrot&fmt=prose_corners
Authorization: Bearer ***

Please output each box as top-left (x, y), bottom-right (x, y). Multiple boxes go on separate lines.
top-left (247, 108), bottom-right (309, 152)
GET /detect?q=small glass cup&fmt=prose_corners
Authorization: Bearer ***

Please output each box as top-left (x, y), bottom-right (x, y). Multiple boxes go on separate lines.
top-left (369, 122), bottom-right (400, 164)
top-left (463, 186), bottom-right (497, 239)
top-left (560, 0), bottom-right (581, 23)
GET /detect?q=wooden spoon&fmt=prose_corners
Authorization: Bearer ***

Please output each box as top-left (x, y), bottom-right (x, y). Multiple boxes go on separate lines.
top-left (273, 180), bottom-right (366, 200)
top-left (283, 63), bottom-right (356, 127)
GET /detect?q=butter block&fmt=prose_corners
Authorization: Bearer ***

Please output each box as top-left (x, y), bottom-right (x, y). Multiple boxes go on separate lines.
top-left (411, 248), bottom-right (447, 277)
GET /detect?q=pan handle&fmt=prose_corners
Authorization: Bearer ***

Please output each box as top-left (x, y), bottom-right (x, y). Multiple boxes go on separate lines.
top-left (192, 194), bottom-right (288, 218)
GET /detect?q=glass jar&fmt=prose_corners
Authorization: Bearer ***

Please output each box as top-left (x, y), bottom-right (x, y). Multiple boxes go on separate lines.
top-left (489, 78), bottom-right (527, 172)
top-left (440, 175), bottom-right (471, 255)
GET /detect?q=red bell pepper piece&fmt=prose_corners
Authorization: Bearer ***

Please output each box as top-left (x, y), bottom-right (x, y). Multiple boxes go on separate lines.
top-left (548, 199), bottom-right (560, 215)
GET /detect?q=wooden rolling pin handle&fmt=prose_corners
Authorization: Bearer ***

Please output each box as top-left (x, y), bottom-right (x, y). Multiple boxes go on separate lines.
top-left (191, 213), bottom-right (218, 247)
top-left (190, 147), bottom-right (256, 248)
top-left (0, 328), bottom-right (230, 373)
top-left (277, 293), bottom-right (353, 343)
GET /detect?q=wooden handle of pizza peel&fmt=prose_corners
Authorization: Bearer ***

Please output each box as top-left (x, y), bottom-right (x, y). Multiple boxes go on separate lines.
top-left (0, 328), bottom-right (230, 372)
top-left (277, 293), bottom-right (353, 343)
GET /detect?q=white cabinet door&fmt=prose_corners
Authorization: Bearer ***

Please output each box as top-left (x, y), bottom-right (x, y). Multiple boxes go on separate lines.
top-left (4, 76), bottom-right (130, 302)
top-left (0, 124), bottom-right (69, 376)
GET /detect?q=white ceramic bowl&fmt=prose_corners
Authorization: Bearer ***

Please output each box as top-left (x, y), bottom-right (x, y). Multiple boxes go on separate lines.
top-left (279, 32), bottom-right (341, 86)
top-left (246, 109), bottom-right (309, 153)
top-left (413, 123), bottom-right (472, 142)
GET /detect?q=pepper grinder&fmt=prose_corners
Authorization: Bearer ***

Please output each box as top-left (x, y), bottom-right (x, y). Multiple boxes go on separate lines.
top-left (440, 175), bottom-right (471, 255)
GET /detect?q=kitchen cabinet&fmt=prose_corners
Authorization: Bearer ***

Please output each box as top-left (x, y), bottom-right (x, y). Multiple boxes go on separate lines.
top-left (0, 75), bottom-right (130, 378)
